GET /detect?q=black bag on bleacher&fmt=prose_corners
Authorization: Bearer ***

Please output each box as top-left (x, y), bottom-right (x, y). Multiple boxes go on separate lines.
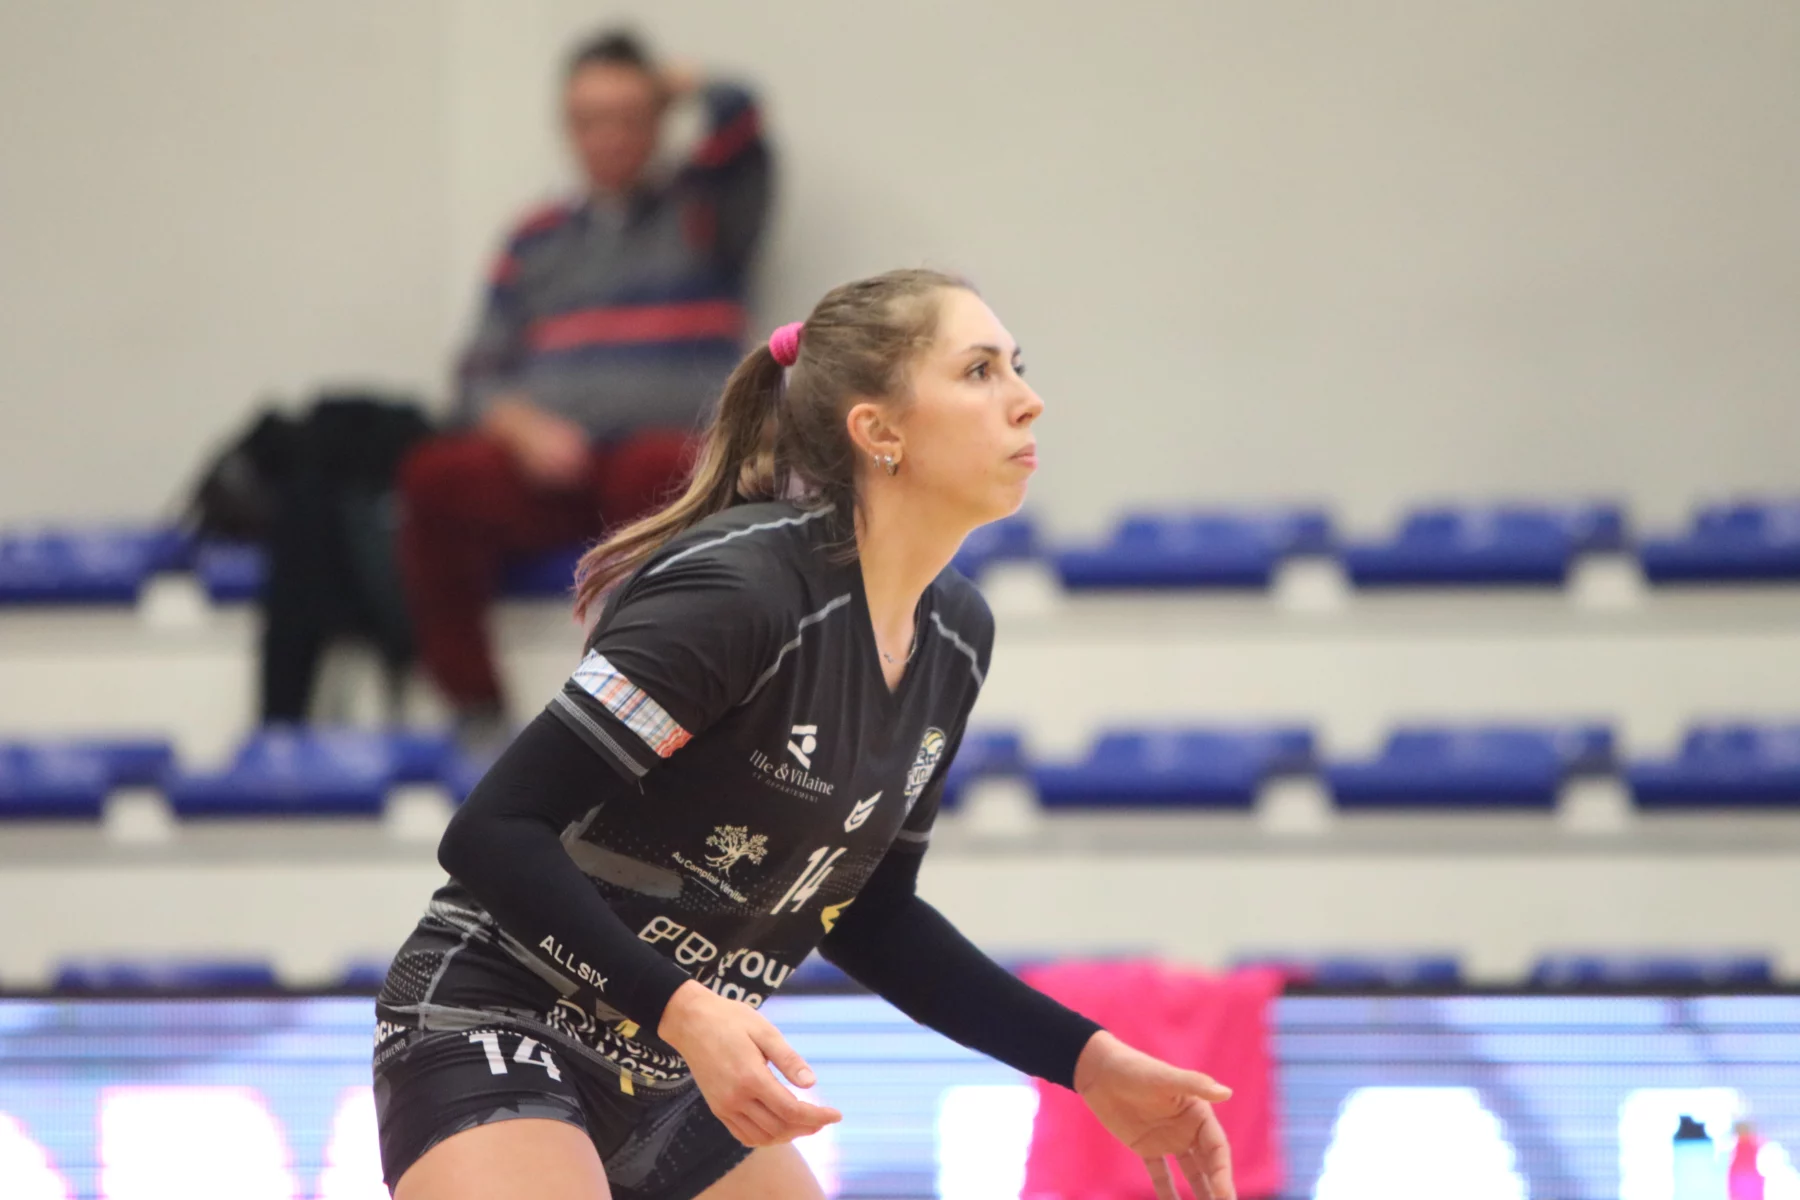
top-left (186, 394), bottom-right (436, 722)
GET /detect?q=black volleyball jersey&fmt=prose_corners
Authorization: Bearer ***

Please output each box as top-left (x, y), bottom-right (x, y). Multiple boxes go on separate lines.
top-left (387, 502), bottom-right (991, 1084)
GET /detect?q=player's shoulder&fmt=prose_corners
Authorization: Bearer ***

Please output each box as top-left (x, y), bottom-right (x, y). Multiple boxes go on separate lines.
top-left (629, 501), bottom-right (836, 608)
top-left (928, 562), bottom-right (996, 654)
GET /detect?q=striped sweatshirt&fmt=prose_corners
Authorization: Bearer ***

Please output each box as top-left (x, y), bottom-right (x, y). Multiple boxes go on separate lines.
top-left (456, 82), bottom-right (771, 440)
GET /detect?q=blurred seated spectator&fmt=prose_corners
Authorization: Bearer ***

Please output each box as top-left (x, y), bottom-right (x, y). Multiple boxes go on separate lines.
top-left (400, 29), bottom-right (772, 739)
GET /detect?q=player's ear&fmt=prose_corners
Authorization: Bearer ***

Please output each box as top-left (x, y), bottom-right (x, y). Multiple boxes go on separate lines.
top-left (845, 399), bottom-right (903, 463)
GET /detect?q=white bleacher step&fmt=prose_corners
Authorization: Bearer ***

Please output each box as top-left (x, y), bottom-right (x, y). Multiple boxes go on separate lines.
top-left (136, 574), bottom-right (213, 631)
top-left (1256, 776), bottom-right (1335, 837)
top-left (955, 776), bottom-right (1044, 842)
top-left (1272, 557), bottom-right (1351, 615)
top-left (104, 787), bottom-right (177, 846)
top-left (383, 784), bottom-right (455, 845)
top-left (1556, 775), bottom-right (1635, 836)
top-left (1568, 554), bottom-right (1648, 612)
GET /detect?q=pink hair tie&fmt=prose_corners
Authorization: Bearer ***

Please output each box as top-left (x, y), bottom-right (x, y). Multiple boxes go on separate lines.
top-left (768, 321), bottom-right (803, 367)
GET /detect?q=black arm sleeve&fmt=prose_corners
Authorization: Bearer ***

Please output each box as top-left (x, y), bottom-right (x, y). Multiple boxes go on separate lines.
top-left (437, 712), bottom-right (694, 1030)
top-left (817, 845), bottom-right (1103, 1089)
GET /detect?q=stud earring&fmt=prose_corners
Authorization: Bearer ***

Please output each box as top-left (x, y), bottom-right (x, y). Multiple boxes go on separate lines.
top-left (875, 453), bottom-right (899, 477)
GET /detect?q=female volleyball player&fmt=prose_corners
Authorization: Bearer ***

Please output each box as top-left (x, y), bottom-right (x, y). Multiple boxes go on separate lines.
top-left (373, 269), bottom-right (1237, 1200)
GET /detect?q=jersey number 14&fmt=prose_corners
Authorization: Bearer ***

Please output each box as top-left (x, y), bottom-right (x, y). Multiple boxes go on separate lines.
top-left (771, 846), bottom-right (848, 914)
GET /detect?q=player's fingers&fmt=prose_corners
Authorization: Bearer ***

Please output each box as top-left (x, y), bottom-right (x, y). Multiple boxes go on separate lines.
top-left (731, 1098), bottom-right (783, 1146)
top-left (1175, 1149), bottom-right (1216, 1200)
top-left (749, 1096), bottom-right (830, 1144)
top-left (752, 1026), bottom-right (818, 1089)
top-left (1180, 1069), bottom-right (1233, 1103)
top-left (1187, 1120), bottom-right (1236, 1200)
top-left (717, 1110), bottom-right (765, 1148)
top-left (765, 1082), bottom-right (843, 1130)
top-left (1142, 1155), bottom-right (1182, 1200)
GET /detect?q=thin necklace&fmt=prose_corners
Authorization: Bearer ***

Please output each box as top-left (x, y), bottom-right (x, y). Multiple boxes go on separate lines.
top-left (881, 604), bottom-right (923, 666)
top-left (881, 625), bottom-right (918, 666)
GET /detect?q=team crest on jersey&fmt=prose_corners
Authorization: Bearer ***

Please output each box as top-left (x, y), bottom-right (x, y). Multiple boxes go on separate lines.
top-left (904, 728), bottom-right (948, 814)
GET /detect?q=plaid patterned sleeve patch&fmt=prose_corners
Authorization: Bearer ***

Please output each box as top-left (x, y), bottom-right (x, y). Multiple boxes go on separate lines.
top-left (569, 651), bottom-right (693, 758)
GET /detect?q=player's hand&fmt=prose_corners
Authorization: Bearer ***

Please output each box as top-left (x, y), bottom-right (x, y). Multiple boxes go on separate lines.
top-left (657, 980), bottom-right (842, 1147)
top-left (1073, 1031), bottom-right (1236, 1199)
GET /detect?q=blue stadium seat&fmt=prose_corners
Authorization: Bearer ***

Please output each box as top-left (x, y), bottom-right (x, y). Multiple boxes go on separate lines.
top-left (1640, 499), bottom-right (1800, 584)
top-left (1053, 507), bottom-right (1333, 591)
top-left (500, 544), bottom-right (585, 600)
top-left (76, 737), bottom-right (178, 787)
top-left (1033, 725), bottom-right (1315, 810)
top-left (938, 728), bottom-right (1026, 810)
top-left (951, 515), bottom-right (1039, 580)
top-left (1628, 723), bottom-right (1800, 809)
top-left (164, 727), bottom-right (409, 818)
top-left (0, 744), bottom-right (112, 821)
top-left (53, 958), bottom-right (281, 993)
top-left (194, 541), bottom-right (266, 603)
top-left (1341, 502), bottom-right (1625, 588)
top-left (0, 526), bottom-right (187, 606)
top-left (1234, 953), bottom-right (1463, 988)
top-left (1327, 724), bottom-right (1614, 811)
top-left (337, 959), bottom-right (392, 991)
top-left (386, 729), bottom-right (457, 785)
top-left (1529, 952), bottom-right (1774, 988)
top-left (0, 735), bottom-right (176, 817)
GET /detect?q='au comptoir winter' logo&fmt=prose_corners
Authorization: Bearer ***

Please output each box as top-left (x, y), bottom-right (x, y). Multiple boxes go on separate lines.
top-left (704, 825), bottom-right (769, 876)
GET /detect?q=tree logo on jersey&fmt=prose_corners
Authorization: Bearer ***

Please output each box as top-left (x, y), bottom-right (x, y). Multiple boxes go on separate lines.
top-left (704, 825), bottom-right (769, 876)
top-left (903, 727), bottom-right (948, 814)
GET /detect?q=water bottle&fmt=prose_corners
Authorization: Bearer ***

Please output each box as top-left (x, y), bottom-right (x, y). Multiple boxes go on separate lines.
top-left (1673, 1114), bottom-right (1726, 1200)
top-left (1730, 1120), bottom-right (1766, 1200)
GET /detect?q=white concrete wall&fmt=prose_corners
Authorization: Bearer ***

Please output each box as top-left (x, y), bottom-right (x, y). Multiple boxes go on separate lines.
top-left (3, 1), bottom-right (1798, 530)
top-left (0, 0), bottom-right (453, 524)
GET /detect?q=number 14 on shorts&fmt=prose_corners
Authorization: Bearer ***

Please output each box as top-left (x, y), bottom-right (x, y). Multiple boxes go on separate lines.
top-left (467, 1029), bottom-right (562, 1081)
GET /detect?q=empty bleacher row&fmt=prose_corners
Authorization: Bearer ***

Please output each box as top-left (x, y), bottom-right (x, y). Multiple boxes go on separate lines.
top-left (0, 527), bottom-right (585, 606)
top-left (950, 722), bottom-right (1800, 812)
top-left (965, 498), bottom-right (1800, 588)
top-left (18, 948), bottom-right (1788, 995)
top-left (7, 720), bottom-right (1800, 820)
top-left (7, 497), bottom-right (1800, 607)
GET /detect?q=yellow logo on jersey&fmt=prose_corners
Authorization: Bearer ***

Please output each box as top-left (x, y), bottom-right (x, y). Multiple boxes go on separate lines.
top-left (821, 897), bottom-right (854, 933)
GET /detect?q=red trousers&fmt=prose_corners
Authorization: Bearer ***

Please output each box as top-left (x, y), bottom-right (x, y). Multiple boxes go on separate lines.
top-left (398, 429), bottom-right (695, 708)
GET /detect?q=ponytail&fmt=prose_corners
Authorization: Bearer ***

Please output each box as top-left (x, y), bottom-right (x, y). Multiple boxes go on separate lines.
top-left (573, 344), bottom-right (787, 618)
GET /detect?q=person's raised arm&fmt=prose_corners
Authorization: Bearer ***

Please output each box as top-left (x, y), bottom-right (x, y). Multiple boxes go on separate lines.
top-left (673, 71), bottom-right (772, 284)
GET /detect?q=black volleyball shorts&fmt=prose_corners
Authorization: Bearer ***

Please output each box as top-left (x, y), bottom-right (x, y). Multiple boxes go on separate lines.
top-left (372, 1020), bottom-right (751, 1199)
